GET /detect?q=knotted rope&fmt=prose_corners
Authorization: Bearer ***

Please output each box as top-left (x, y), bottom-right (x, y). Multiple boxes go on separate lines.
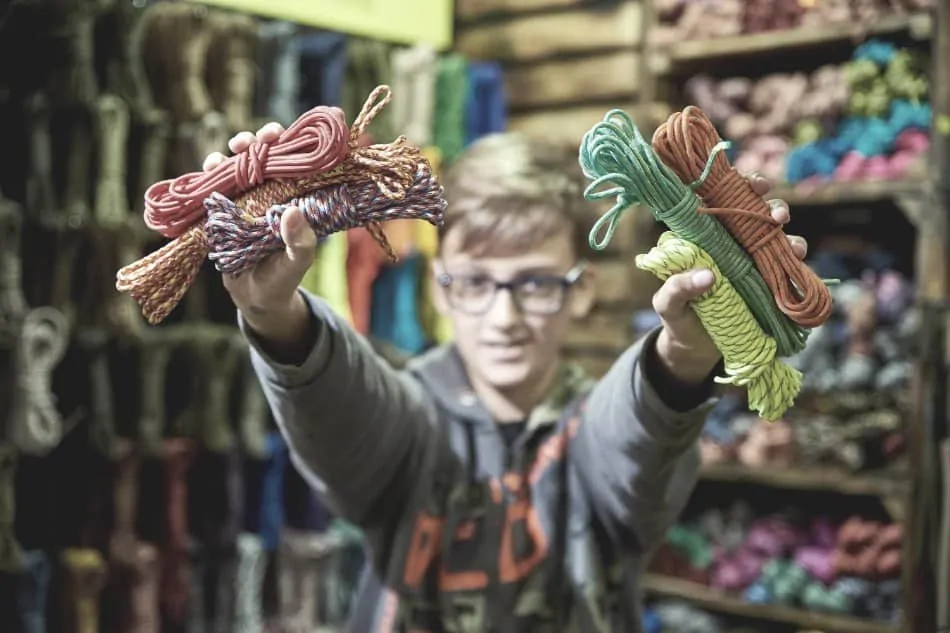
top-left (391, 44), bottom-right (438, 145)
top-left (652, 107), bottom-right (833, 328)
top-left (0, 446), bottom-right (23, 572)
top-left (578, 109), bottom-right (808, 358)
top-left (24, 94), bottom-right (59, 226)
top-left (638, 233), bottom-right (802, 420)
top-left (234, 533), bottom-right (266, 633)
top-left (10, 307), bottom-right (72, 456)
top-left (94, 94), bottom-right (131, 228)
top-left (60, 548), bottom-right (107, 633)
top-left (18, 550), bottom-right (51, 633)
top-left (0, 193), bottom-right (28, 343)
top-left (116, 85), bottom-right (446, 324)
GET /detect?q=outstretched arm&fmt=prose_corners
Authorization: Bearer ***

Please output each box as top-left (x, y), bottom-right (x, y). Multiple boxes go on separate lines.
top-left (572, 176), bottom-right (808, 552)
top-left (242, 289), bottom-right (436, 530)
top-left (571, 328), bottom-right (717, 553)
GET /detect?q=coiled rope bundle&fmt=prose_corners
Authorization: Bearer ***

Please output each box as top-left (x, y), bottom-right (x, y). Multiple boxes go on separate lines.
top-left (653, 106), bottom-right (833, 328)
top-left (579, 108), bottom-right (832, 419)
top-left (116, 85), bottom-right (447, 324)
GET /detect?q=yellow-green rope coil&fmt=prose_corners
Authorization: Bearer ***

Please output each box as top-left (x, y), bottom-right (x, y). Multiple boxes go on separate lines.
top-left (637, 232), bottom-right (802, 421)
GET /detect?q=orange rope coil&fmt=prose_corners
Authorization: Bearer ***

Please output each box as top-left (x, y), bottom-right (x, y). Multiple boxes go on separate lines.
top-left (652, 106), bottom-right (833, 328)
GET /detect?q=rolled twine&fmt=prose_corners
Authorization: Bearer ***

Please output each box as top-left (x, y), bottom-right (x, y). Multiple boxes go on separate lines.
top-left (742, 0), bottom-right (804, 33)
top-left (115, 85), bottom-right (446, 324)
top-left (648, 0), bottom-right (743, 46)
top-left (833, 517), bottom-right (902, 579)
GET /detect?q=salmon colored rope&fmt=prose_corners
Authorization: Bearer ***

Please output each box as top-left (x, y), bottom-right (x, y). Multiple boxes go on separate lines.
top-left (143, 119), bottom-right (349, 238)
top-left (652, 107), bottom-right (833, 328)
top-left (115, 85), bottom-right (445, 325)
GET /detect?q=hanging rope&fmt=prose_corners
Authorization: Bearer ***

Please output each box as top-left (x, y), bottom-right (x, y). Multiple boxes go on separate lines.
top-left (433, 54), bottom-right (469, 164)
top-left (116, 85), bottom-right (446, 324)
top-left (254, 21), bottom-right (301, 126)
top-left (60, 548), bottom-right (107, 633)
top-left (234, 533), bottom-right (266, 633)
top-left (93, 94), bottom-right (131, 228)
top-left (578, 109), bottom-right (808, 358)
top-left (0, 446), bottom-right (22, 572)
top-left (652, 107), bottom-right (833, 328)
top-left (342, 38), bottom-right (393, 140)
top-left (390, 44), bottom-right (438, 145)
top-left (0, 193), bottom-right (27, 342)
top-left (10, 307), bottom-right (72, 456)
top-left (637, 233), bottom-right (802, 420)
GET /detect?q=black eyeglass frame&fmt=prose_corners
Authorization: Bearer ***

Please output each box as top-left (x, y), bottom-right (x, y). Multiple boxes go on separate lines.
top-left (435, 262), bottom-right (588, 316)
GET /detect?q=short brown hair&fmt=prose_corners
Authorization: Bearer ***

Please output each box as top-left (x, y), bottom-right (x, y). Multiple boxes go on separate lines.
top-left (438, 132), bottom-right (591, 257)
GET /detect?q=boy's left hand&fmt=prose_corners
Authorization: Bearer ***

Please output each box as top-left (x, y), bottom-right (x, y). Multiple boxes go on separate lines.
top-left (651, 173), bottom-right (809, 385)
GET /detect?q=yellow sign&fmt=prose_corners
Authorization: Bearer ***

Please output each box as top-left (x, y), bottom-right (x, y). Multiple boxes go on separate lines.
top-left (185, 0), bottom-right (454, 49)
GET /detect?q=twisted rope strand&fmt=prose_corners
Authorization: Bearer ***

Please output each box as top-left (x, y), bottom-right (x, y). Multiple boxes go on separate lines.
top-left (205, 162), bottom-right (443, 276)
top-left (637, 233), bottom-right (802, 420)
top-left (578, 109), bottom-right (808, 357)
top-left (652, 107), bottom-right (833, 328)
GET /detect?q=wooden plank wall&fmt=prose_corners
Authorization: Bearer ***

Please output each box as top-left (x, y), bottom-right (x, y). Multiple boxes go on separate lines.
top-left (455, 0), bottom-right (666, 377)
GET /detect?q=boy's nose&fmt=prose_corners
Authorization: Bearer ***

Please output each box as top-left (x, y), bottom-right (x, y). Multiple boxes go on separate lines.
top-left (485, 287), bottom-right (523, 327)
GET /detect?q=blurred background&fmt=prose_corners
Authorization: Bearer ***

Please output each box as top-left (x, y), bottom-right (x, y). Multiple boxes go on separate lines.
top-left (0, 0), bottom-right (947, 632)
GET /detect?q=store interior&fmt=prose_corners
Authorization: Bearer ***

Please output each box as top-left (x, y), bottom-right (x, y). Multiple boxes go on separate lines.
top-left (0, 0), bottom-right (947, 632)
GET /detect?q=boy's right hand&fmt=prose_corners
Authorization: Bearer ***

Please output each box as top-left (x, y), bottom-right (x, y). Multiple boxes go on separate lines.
top-left (203, 122), bottom-right (316, 346)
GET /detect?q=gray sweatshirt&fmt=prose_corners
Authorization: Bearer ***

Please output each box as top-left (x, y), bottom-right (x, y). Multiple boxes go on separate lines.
top-left (242, 290), bottom-right (716, 632)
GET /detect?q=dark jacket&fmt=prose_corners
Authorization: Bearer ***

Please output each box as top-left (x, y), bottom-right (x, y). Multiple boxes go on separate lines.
top-left (242, 290), bottom-right (716, 632)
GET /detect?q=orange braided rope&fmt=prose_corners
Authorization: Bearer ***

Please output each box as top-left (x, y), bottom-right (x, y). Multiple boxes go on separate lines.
top-left (652, 106), bottom-right (832, 328)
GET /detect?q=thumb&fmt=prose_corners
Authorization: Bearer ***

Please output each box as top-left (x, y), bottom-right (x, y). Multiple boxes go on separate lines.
top-left (652, 269), bottom-right (715, 320)
top-left (280, 206), bottom-right (316, 268)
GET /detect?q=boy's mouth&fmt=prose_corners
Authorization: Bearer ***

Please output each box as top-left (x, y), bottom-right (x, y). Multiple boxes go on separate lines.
top-left (481, 338), bottom-right (530, 348)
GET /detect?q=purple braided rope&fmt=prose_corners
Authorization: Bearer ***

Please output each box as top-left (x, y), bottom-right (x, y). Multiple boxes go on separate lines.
top-left (204, 163), bottom-right (446, 276)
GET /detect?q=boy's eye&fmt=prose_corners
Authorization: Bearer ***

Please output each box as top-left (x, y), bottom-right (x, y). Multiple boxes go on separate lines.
top-left (456, 276), bottom-right (494, 296)
top-left (518, 277), bottom-right (560, 297)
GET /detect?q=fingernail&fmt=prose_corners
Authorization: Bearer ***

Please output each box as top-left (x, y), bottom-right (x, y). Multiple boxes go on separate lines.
top-left (692, 269), bottom-right (714, 287)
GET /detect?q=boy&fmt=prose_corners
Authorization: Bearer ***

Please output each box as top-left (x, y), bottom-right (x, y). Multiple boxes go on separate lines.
top-left (202, 123), bottom-right (807, 632)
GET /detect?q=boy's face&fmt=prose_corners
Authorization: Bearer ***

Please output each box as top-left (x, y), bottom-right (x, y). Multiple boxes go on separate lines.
top-left (434, 227), bottom-right (595, 392)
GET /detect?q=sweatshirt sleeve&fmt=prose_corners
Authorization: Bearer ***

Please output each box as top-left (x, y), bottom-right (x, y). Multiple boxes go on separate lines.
top-left (571, 327), bottom-right (716, 554)
top-left (239, 289), bottom-right (436, 531)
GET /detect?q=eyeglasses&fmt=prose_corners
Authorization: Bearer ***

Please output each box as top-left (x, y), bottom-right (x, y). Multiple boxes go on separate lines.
top-left (436, 263), bottom-right (586, 316)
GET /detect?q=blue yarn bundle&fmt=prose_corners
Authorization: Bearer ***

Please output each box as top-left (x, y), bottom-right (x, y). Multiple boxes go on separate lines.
top-left (785, 39), bottom-right (930, 184)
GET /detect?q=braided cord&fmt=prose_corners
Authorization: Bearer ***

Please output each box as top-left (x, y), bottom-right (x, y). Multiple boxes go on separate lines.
top-left (637, 233), bottom-right (802, 420)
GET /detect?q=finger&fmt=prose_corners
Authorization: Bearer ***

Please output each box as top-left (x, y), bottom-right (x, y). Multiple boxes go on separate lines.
top-left (769, 198), bottom-right (790, 224)
top-left (652, 269), bottom-right (715, 319)
top-left (748, 172), bottom-right (771, 197)
top-left (256, 122), bottom-right (284, 144)
top-left (228, 131), bottom-right (255, 154)
top-left (788, 235), bottom-right (808, 260)
top-left (202, 152), bottom-right (227, 172)
top-left (280, 207), bottom-right (317, 268)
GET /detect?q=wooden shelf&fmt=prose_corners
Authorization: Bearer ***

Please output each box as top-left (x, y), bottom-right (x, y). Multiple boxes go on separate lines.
top-left (650, 12), bottom-right (933, 72)
top-left (700, 462), bottom-right (908, 498)
top-left (772, 179), bottom-right (929, 207)
top-left (641, 574), bottom-right (899, 633)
